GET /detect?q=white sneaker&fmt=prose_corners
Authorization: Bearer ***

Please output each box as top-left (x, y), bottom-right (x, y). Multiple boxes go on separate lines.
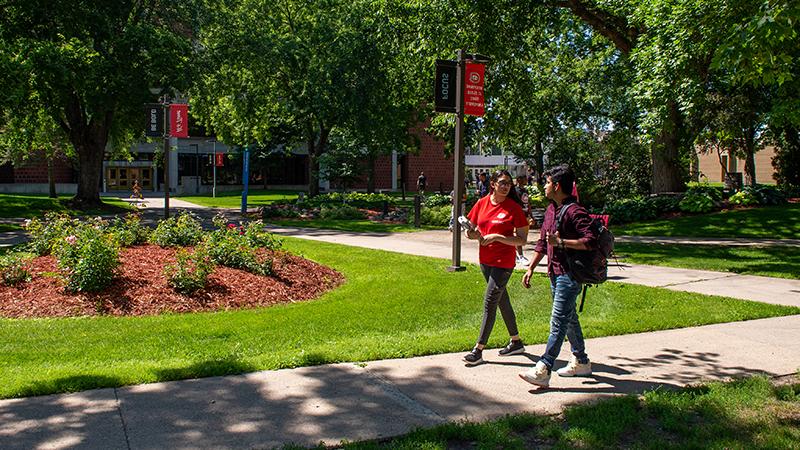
top-left (516, 255), bottom-right (530, 266)
top-left (556, 356), bottom-right (592, 377)
top-left (519, 361), bottom-right (551, 387)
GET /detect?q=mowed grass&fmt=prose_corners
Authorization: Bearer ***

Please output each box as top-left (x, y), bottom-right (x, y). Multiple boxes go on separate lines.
top-left (176, 189), bottom-right (301, 208)
top-left (0, 193), bottom-right (134, 219)
top-left (614, 203), bottom-right (800, 239)
top-left (328, 375), bottom-right (800, 449)
top-left (1, 238), bottom-right (797, 399)
top-left (615, 242), bottom-right (800, 280)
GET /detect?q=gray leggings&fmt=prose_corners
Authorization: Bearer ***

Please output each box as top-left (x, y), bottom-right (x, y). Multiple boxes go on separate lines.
top-left (477, 264), bottom-right (519, 345)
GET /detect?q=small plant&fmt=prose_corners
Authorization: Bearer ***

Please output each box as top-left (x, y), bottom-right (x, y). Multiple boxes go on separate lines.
top-left (203, 221), bottom-right (274, 276)
top-left (679, 192), bottom-right (715, 213)
top-left (423, 193), bottom-right (451, 207)
top-left (54, 225), bottom-right (121, 293)
top-left (164, 246), bottom-right (214, 295)
top-left (603, 197), bottom-right (659, 224)
top-left (744, 185), bottom-right (787, 205)
top-left (106, 213), bottom-right (151, 247)
top-left (24, 212), bottom-right (78, 256)
top-left (416, 204), bottom-right (452, 227)
top-left (319, 204), bottom-right (363, 220)
top-left (150, 211), bottom-right (204, 247)
top-left (0, 252), bottom-right (32, 286)
top-left (728, 190), bottom-right (759, 206)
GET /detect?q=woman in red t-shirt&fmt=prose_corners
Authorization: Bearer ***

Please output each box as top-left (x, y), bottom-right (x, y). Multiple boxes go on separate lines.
top-left (462, 170), bottom-right (530, 365)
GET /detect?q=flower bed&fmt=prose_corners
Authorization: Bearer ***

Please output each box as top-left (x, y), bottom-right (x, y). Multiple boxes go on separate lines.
top-left (0, 244), bottom-right (343, 318)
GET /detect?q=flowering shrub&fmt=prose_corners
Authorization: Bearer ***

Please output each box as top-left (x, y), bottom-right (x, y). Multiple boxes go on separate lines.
top-left (203, 218), bottom-right (274, 275)
top-left (54, 224), bottom-right (120, 293)
top-left (150, 211), bottom-right (204, 247)
top-left (24, 212), bottom-right (78, 256)
top-left (106, 213), bottom-right (151, 247)
top-left (164, 246), bottom-right (213, 295)
top-left (0, 252), bottom-right (31, 286)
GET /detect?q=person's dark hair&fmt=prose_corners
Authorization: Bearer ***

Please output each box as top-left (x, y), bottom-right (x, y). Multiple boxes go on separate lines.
top-left (543, 164), bottom-right (575, 195)
top-left (489, 169), bottom-right (523, 206)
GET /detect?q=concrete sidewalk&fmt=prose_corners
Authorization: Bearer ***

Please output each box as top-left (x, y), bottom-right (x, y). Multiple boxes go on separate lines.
top-left (2, 315), bottom-right (798, 449)
top-left (266, 226), bottom-right (800, 307)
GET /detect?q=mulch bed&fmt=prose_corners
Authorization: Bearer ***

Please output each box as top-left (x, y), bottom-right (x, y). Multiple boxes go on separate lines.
top-left (0, 244), bottom-right (344, 318)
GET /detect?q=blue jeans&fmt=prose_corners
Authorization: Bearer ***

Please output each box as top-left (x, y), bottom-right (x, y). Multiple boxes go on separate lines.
top-left (540, 274), bottom-right (588, 369)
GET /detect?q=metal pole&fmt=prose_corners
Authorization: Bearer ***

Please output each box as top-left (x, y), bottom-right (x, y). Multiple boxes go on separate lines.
top-left (212, 140), bottom-right (217, 198)
top-left (448, 49), bottom-right (467, 272)
top-left (163, 95), bottom-right (170, 219)
top-left (241, 145), bottom-right (249, 214)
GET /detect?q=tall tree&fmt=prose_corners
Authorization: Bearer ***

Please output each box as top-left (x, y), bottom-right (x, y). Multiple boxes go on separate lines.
top-left (0, 0), bottom-right (205, 207)
top-left (192, 0), bottom-right (417, 196)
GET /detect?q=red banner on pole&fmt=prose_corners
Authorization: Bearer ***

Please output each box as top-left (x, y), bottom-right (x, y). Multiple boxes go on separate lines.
top-left (169, 104), bottom-right (189, 138)
top-left (463, 62), bottom-right (485, 116)
top-left (215, 153), bottom-right (224, 167)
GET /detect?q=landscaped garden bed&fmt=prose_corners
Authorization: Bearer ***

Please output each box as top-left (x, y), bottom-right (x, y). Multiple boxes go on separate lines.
top-left (0, 211), bottom-right (344, 318)
top-left (0, 244), bottom-right (342, 318)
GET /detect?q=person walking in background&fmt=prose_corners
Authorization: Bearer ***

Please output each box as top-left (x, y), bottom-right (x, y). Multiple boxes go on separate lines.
top-left (417, 171), bottom-right (427, 194)
top-left (476, 172), bottom-right (489, 198)
top-left (462, 169), bottom-right (530, 365)
top-left (514, 175), bottom-right (531, 266)
top-left (519, 164), bottom-right (597, 387)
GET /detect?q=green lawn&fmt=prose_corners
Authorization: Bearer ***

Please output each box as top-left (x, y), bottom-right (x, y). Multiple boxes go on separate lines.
top-left (176, 189), bottom-right (302, 208)
top-left (615, 242), bottom-right (800, 280)
top-left (331, 375), bottom-right (800, 449)
top-left (269, 218), bottom-right (439, 233)
top-left (614, 203), bottom-right (800, 239)
top-left (0, 193), bottom-right (134, 219)
top-left (1, 238), bottom-right (797, 399)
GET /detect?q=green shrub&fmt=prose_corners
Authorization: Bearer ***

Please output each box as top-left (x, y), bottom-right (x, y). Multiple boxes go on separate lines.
top-left (164, 246), bottom-right (214, 295)
top-left (212, 214), bottom-right (281, 250)
top-left (106, 213), bottom-right (151, 247)
top-left (150, 212), bottom-right (204, 247)
top-left (525, 185), bottom-right (550, 209)
top-left (679, 192), bottom-right (715, 213)
top-left (686, 183), bottom-right (724, 201)
top-left (300, 192), bottom-right (395, 209)
top-left (0, 252), bottom-right (31, 286)
top-left (728, 190), bottom-right (759, 206)
top-left (417, 204), bottom-right (452, 227)
top-left (203, 223), bottom-right (273, 276)
top-left (53, 222), bottom-right (120, 293)
top-left (603, 198), bottom-right (659, 224)
top-left (647, 194), bottom-right (682, 213)
top-left (261, 202), bottom-right (301, 219)
top-left (423, 193), bottom-right (451, 207)
top-left (319, 204), bottom-right (363, 220)
top-left (743, 185), bottom-right (787, 205)
top-left (24, 212), bottom-right (78, 256)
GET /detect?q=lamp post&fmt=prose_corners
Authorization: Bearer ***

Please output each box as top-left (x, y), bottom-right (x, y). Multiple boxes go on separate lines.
top-left (207, 138), bottom-right (217, 198)
top-left (150, 88), bottom-right (170, 219)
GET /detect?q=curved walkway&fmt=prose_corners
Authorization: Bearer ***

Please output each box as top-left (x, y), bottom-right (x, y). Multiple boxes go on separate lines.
top-left (2, 220), bottom-right (799, 449)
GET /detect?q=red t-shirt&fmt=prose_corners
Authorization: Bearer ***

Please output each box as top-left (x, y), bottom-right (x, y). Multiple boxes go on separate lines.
top-left (467, 196), bottom-right (528, 269)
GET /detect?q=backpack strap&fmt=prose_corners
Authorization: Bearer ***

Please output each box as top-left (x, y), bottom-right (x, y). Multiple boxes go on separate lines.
top-left (555, 202), bottom-right (576, 234)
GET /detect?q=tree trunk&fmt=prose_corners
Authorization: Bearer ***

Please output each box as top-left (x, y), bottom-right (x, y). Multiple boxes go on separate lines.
top-left (47, 156), bottom-right (57, 198)
top-left (366, 154), bottom-right (376, 193)
top-left (263, 166), bottom-right (268, 189)
top-left (743, 127), bottom-right (757, 187)
top-left (651, 102), bottom-right (686, 193)
top-left (62, 96), bottom-right (112, 209)
top-left (306, 126), bottom-right (331, 197)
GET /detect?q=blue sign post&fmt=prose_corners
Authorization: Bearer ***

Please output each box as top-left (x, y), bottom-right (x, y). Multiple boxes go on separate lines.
top-left (241, 146), bottom-right (250, 214)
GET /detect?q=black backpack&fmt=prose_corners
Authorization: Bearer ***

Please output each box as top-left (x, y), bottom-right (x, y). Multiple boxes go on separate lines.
top-left (556, 203), bottom-right (615, 310)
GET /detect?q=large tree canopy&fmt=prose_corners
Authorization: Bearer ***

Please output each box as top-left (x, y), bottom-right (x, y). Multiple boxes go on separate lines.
top-left (0, 0), bottom-right (206, 206)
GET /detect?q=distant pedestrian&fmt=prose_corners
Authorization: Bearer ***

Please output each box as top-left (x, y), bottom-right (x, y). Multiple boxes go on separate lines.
top-left (514, 175), bottom-right (530, 266)
top-left (476, 172), bottom-right (489, 198)
top-left (462, 169), bottom-right (530, 365)
top-left (417, 171), bottom-right (427, 194)
top-left (519, 164), bottom-right (596, 387)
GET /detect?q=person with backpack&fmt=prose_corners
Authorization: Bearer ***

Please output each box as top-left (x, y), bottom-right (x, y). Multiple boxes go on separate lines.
top-left (462, 169), bottom-right (530, 365)
top-left (519, 164), bottom-right (597, 387)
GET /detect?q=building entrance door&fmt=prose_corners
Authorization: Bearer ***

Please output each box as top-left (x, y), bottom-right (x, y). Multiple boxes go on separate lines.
top-left (106, 167), bottom-right (153, 191)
